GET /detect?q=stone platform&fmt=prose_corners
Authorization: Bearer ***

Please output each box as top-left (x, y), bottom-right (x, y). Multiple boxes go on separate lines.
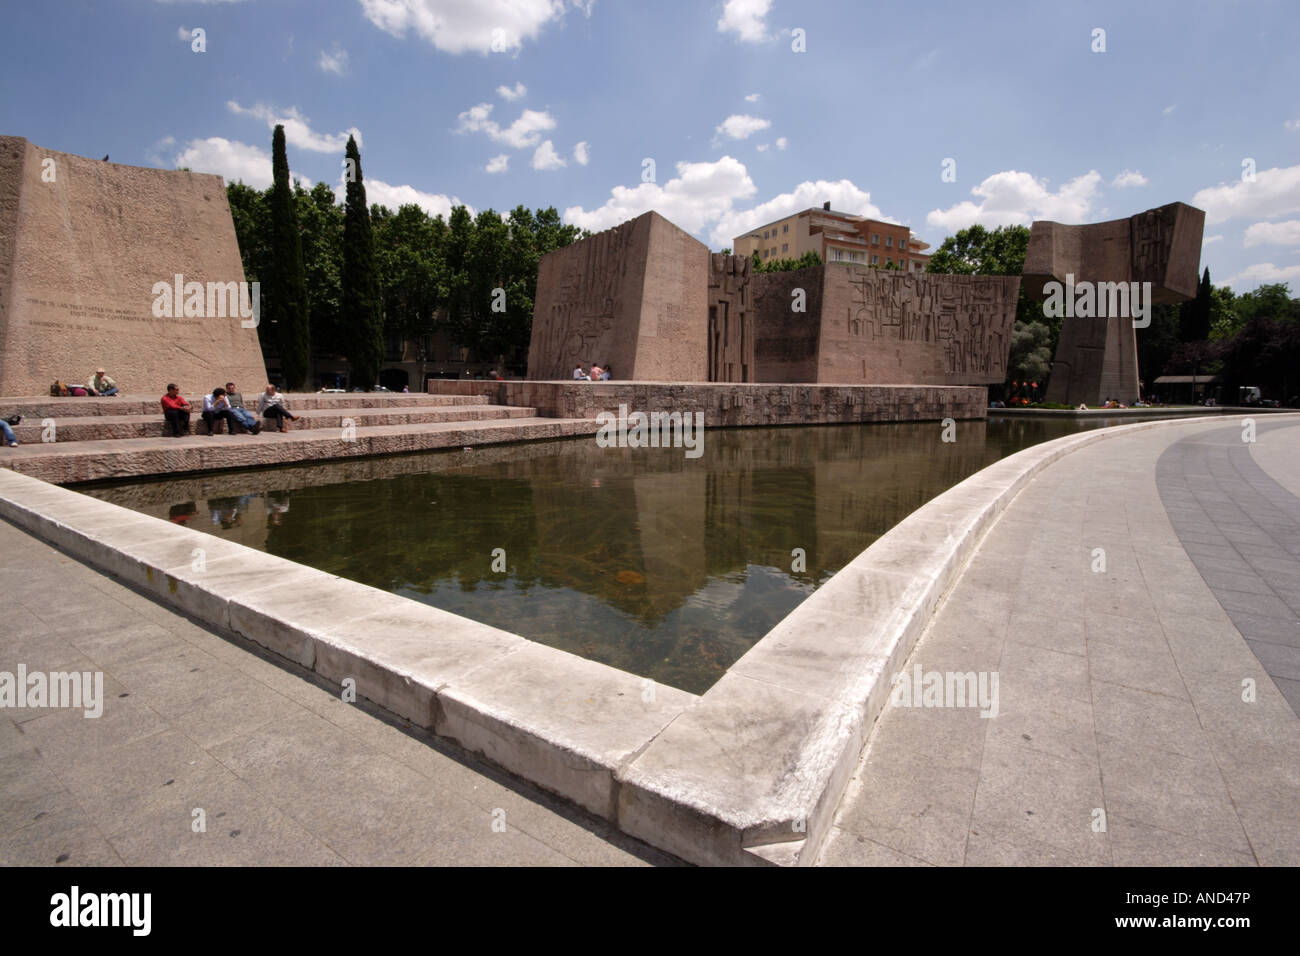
top-left (426, 380), bottom-right (988, 424)
top-left (0, 392), bottom-right (599, 484)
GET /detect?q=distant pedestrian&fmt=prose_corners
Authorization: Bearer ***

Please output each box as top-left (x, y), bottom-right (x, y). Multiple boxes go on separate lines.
top-left (572, 364), bottom-right (588, 381)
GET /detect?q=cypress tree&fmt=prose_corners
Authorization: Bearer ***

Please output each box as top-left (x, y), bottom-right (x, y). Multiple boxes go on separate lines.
top-left (342, 135), bottom-right (384, 390)
top-left (1180, 267), bottom-right (1212, 342)
top-left (266, 125), bottom-right (311, 389)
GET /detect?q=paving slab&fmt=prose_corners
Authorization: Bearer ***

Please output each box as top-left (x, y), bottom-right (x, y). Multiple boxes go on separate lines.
top-left (819, 414), bottom-right (1300, 866)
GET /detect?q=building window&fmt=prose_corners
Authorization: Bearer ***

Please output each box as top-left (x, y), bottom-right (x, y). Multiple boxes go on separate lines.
top-left (886, 236), bottom-right (893, 247)
top-left (782, 243), bottom-right (788, 253)
top-left (886, 257), bottom-right (892, 266)
top-left (763, 230), bottom-right (769, 239)
top-left (782, 224), bottom-right (788, 233)
top-left (871, 234), bottom-right (879, 244)
top-left (900, 240), bottom-right (907, 250)
top-left (871, 254), bottom-right (878, 265)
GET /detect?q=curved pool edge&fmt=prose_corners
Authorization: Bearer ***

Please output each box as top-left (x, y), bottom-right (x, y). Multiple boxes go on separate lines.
top-left (614, 414), bottom-right (1246, 866)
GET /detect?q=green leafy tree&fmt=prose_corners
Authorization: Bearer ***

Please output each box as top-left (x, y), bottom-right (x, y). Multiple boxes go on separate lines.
top-left (374, 203), bottom-right (444, 369)
top-left (1007, 321), bottom-right (1053, 382)
top-left (341, 135), bottom-right (384, 389)
top-left (754, 250), bottom-right (822, 273)
top-left (296, 182), bottom-right (345, 360)
top-left (265, 125), bottom-right (311, 389)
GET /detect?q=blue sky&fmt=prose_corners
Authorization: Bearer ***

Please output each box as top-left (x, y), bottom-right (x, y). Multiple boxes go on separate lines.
top-left (3, 0), bottom-right (1299, 290)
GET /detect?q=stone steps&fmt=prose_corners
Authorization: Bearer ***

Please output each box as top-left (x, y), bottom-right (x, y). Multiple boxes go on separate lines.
top-left (10, 404), bottom-right (537, 443)
top-left (0, 416), bottom-right (601, 484)
top-left (2, 391), bottom-right (493, 420)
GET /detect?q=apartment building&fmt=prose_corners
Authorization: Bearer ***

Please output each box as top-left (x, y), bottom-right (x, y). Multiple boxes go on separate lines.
top-left (733, 201), bottom-right (932, 273)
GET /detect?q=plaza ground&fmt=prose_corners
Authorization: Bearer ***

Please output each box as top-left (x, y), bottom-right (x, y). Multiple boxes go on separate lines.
top-left (1, 415), bottom-right (1296, 866)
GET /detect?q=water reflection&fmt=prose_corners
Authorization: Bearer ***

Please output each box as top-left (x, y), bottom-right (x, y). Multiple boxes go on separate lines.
top-left (82, 415), bottom-right (1138, 694)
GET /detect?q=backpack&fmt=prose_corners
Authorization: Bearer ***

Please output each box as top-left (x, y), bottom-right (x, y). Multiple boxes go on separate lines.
top-left (50, 380), bottom-right (70, 397)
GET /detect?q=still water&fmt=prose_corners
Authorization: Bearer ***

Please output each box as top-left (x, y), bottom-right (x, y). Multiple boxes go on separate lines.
top-left (82, 416), bottom-right (1143, 693)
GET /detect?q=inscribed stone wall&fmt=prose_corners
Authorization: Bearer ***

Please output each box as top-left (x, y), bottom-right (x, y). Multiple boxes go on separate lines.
top-left (707, 253), bottom-right (754, 383)
top-left (0, 136), bottom-right (267, 397)
top-left (816, 268), bottom-right (1019, 385)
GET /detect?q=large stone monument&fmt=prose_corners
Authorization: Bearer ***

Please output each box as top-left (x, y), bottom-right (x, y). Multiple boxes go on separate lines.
top-left (0, 136), bottom-right (267, 397)
top-left (527, 211), bottom-right (708, 380)
top-left (1024, 201), bottom-right (1205, 405)
top-left (528, 210), bottom-right (1018, 386)
top-left (752, 266), bottom-right (1019, 385)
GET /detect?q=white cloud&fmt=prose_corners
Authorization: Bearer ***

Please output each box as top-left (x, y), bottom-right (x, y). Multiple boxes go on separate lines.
top-left (497, 82), bottom-right (527, 101)
top-left (486, 153), bottom-right (509, 174)
top-left (712, 179), bottom-right (887, 248)
top-left (1221, 261), bottom-right (1300, 289)
top-left (357, 176), bottom-right (471, 219)
top-left (1244, 220), bottom-right (1300, 246)
top-left (1163, 104), bottom-right (1177, 115)
top-left (564, 156), bottom-right (757, 238)
top-left (319, 43), bottom-right (349, 75)
top-left (455, 102), bottom-right (556, 148)
top-left (744, 92), bottom-right (760, 103)
top-left (573, 140), bottom-right (589, 165)
top-left (775, 136), bottom-right (787, 150)
top-left (227, 100), bottom-right (362, 153)
top-left (358, 0), bottom-right (585, 54)
top-left (1194, 165), bottom-right (1300, 224)
top-left (716, 114), bottom-right (770, 140)
top-left (532, 139), bottom-right (566, 170)
top-left (1203, 234), bottom-right (1223, 245)
top-left (177, 27), bottom-right (192, 41)
top-left (172, 137), bottom-right (284, 190)
top-left (755, 143), bottom-right (770, 152)
top-left (926, 169), bottom-right (1103, 233)
top-left (1286, 117), bottom-right (1300, 131)
top-left (1112, 169), bottom-right (1148, 187)
top-left (717, 0), bottom-right (772, 43)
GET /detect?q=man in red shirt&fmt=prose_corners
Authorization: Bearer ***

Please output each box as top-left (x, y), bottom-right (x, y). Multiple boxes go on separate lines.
top-left (160, 384), bottom-right (192, 437)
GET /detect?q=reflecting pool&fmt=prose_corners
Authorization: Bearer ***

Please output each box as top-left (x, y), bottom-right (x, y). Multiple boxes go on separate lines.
top-left (82, 415), bottom-right (1151, 693)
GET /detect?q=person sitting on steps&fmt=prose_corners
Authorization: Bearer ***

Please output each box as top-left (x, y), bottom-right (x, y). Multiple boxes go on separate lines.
top-left (160, 384), bottom-right (192, 437)
top-left (257, 384), bottom-right (300, 432)
top-left (224, 382), bottom-right (261, 434)
top-left (201, 387), bottom-right (239, 435)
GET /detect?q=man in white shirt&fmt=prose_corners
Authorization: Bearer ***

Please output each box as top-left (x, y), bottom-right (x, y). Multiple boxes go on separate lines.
top-left (572, 365), bottom-right (589, 381)
top-left (201, 388), bottom-right (239, 435)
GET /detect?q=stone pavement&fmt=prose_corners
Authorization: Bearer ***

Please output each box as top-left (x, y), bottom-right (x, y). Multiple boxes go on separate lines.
top-left (0, 518), bottom-right (675, 866)
top-left (819, 416), bottom-right (1300, 866)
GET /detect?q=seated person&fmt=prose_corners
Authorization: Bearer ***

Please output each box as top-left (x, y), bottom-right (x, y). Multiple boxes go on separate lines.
top-left (201, 388), bottom-right (239, 435)
top-left (572, 365), bottom-right (588, 381)
top-left (600, 364), bottom-right (612, 381)
top-left (160, 385), bottom-right (192, 437)
top-left (257, 384), bottom-right (300, 432)
top-left (224, 382), bottom-right (261, 434)
top-left (88, 369), bottom-right (119, 396)
top-left (87, 369), bottom-right (118, 395)
top-left (1, 416), bottom-right (18, 448)
top-left (589, 364), bottom-right (604, 381)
